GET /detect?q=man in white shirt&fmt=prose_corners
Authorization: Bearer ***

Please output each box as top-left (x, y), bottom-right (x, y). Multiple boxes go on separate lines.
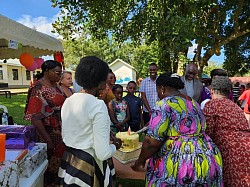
top-left (179, 63), bottom-right (203, 103)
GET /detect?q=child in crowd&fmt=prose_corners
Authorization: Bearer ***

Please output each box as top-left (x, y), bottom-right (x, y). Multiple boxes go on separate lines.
top-left (124, 81), bottom-right (143, 132)
top-left (108, 84), bottom-right (130, 134)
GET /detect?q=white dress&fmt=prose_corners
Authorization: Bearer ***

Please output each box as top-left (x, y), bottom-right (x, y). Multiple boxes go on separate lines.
top-left (59, 93), bottom-right (116, 186)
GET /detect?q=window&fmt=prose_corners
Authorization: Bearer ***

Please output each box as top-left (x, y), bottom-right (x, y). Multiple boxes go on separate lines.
top-left (12, 69), bottom-right (18, 80)
top-left (0, 65), bottom-right (3, 80)
top-left (26, 70), bottom-right (31, 80)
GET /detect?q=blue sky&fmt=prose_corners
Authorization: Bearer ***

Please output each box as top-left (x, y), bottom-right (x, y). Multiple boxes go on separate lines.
top-left (0, 0), bottom-right (59, 38)
top-left (0, 0), bottom-right (225, 64)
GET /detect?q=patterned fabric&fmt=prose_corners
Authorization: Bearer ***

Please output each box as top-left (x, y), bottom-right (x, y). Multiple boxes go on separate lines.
top-left (0, 160), bottom-right (19, 187)
top-left (57, 146), bottom-right (113, 187)
top-left (203, 98), bottom-right (250, 187)
top-left (139, 76), bottom-right (158, 112)
top-left (24, 81), bottom-right (65, 127)
top-left (232, 86), bottom-right (241, 102)
top-left (146, 96), bottom-right (223, 187)
top-left (110, 99), bottom-right (128, 133)
top-left (24, 81), bottom-right (66, 186)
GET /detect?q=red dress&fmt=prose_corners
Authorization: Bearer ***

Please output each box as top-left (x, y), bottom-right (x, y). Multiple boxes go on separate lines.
top-left (24, 81), bottom-right (66, 186)
top-left (203, 98), bottom-right (250, 187)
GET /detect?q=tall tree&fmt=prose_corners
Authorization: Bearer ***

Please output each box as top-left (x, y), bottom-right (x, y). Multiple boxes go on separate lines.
top-left (62, 33), bottom-right (159, 78)
top-left (203, 61), bottom-right (223, 76)
top-left (51, 0), bottom-right (250, 74)
top-left (193, 0), bottom-right (250, 74)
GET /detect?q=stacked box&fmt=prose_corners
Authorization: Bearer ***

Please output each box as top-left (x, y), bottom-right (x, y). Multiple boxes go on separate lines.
top-left (0, 160), bottom-right (19, 187)
top-left (113, 143), bottom-right (142, 164)
top-left (19, 143), bottom-right (47, 177)
top-left (0, 125), bottom-right (36, 149)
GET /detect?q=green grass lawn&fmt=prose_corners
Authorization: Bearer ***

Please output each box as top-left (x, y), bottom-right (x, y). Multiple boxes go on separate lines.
top-left (0, 94), bottom-right (31, 125)
top-left (0, 93), bottom-right (146, 186)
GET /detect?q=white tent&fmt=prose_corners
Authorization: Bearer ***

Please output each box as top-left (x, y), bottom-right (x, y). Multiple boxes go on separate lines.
top-left (0, 14), bottom-right (63, 59)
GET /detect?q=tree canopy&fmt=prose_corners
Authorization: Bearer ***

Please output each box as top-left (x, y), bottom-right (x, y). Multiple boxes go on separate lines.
top-left (62, 33), bottom-right (158, 78)
top-left (51, 0), bottom-right (250, 75)
top-left (223, 33), bottom-right (250, 76)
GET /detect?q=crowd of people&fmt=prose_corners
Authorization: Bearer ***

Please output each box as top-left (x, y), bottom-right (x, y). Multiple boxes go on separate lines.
top-left (24, 57), bottom-right (250, 187)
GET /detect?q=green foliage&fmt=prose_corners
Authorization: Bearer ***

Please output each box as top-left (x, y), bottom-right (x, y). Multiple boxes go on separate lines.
top-left (0, 94), bottom-right (31, 125)
top-left (223, 34), bottom-right (250, 76)
top-left (203, 61), bottom-right (223, 76)
top-left (51, 0), bottom-right (250, 74)
top-left (130, 42), bottom-right (159, 78)
top-left (62, 33), bottom-right (159, 78)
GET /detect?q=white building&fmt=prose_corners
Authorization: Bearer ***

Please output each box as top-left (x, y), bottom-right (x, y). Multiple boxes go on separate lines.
top-left (0, 58), bottom-right (135, 89)
top-left (0, 59), bottom-right (41, 88)
top-left (109, 59), bottom-right (137, 88)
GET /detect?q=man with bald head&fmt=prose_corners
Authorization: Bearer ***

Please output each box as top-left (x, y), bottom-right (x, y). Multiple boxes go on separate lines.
top-left (179, 63), bottom-right (203, 102)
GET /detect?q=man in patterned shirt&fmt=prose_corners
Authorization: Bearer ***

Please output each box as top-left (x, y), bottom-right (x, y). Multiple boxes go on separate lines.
top-left (139, 63), bottom-right (159, 126)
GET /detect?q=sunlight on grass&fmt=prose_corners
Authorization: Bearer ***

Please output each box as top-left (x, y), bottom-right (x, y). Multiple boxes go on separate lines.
top-left (0, 94), bottom-right (31, 125)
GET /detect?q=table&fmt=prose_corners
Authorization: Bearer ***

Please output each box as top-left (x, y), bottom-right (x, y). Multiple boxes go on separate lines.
top-left (19, 159), bottom-right (48, 187)
top-left (1, 143), bottom-right (47, 187)
top-left (113, 158), bottom-right (146, 180)
top-left (0, 90), bottom-right (11, 98)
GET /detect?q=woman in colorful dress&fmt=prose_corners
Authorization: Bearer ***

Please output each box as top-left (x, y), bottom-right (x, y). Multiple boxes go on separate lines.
top-left (203, 76), bottom-right (250, 186)
top-left (24, 60), bottom-right (66, 186)
top-left (108, 84), bottom-right (130, 133)
top-left (131, 73), bottom-right (223, 186)
top-left (57, 56), bottom-right (122, 187)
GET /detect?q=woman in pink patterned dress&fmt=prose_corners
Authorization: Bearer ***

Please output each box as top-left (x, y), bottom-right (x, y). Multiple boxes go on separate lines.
top-left (203, 76), bottom-right (250, 187)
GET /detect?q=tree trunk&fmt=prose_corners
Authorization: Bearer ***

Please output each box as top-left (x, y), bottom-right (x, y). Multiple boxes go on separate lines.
top-left (172, 53), bottom-right (179, 73)
top-left (158, 41), bottom-right (171, 72)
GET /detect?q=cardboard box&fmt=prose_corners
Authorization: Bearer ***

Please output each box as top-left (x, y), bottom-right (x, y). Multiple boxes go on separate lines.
top-left (0, 125), bottom-right (36, 149)
top-left (113, 144), bottom-right (142, 164)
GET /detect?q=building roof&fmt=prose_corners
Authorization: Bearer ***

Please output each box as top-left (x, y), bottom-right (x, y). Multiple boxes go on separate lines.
top-left (109, 59), bottom-right (136, 71)
top-left (230, 77), bottom-right (250, 84)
